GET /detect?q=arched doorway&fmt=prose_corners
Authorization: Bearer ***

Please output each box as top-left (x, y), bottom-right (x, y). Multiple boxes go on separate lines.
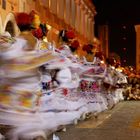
top-left (5, 21), bottom-right (14, 36)
top-left (3, 12), bottom-right (20, 36)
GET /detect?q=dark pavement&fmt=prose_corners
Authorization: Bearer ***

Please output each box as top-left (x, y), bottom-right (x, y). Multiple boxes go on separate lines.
top-left (49, 101), bottom-right (140, 140)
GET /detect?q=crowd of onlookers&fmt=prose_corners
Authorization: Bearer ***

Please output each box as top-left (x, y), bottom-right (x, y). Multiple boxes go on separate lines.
top-left (122, 66), bottom-right (140, 100)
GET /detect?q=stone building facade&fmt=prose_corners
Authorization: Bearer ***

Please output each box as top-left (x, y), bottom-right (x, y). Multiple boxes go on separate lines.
top-left (0, 0), bottom-right (96, 45)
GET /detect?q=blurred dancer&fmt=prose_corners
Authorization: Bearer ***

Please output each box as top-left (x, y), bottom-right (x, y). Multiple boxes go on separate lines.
top-left (0, 12), bottom-right (57, 139)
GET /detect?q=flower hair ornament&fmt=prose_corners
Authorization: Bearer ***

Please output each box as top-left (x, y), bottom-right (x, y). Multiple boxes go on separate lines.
top-left (69, 40), bottom-right (80, 52)
top-left (82, 44), bottom-right (94, 54)
top-left (15, 12), bottom-right (32, 31)
top-left (32, 23), bottom-right (48, 39)
top-left (59, 29), bottom-right (75, 43)
top-left (95, 51), bottom-right (104, 60)
top-left (29, 10), bottom-right (48, 39)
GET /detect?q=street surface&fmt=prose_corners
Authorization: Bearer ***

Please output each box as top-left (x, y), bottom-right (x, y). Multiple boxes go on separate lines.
top-left (49, 101), bottom-right (140, 140)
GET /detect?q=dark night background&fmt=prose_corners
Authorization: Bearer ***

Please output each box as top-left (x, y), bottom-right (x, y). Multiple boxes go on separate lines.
top-left (92, 0), bottom-right (140, 67)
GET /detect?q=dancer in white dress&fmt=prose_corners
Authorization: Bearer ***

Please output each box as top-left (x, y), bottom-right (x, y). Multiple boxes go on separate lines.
top-left (0, 12), bottom-right (61, 140)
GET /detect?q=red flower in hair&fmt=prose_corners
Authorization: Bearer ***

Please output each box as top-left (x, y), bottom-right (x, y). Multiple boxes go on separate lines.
top-left (70, 40), bottom-right (80, 49)
top-left (29, 10), bottom-right (38, 22)
top-left (15, 12), bottom-right (31, 25)
top-left (65, 30), bottom-right (75, 39)
top-left (95, 52), bottom-right (104, 60)
top-left (83, 45), bottom-right (88, 51)
top-left (83, 44), bottom-right (93, 53)
top-left (32, 27), bottom-right (43, 39)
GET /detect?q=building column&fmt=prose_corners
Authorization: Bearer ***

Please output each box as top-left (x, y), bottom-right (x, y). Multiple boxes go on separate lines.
top-left (135, 25), bottom-right (140, 71)
top-left (98, 25), bottom-right (109, 58)
top-left (0, 15), bottom-right (3, 33)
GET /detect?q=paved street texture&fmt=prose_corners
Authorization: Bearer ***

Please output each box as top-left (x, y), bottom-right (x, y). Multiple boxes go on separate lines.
top-left (48, 101), bottom-right (140, 140)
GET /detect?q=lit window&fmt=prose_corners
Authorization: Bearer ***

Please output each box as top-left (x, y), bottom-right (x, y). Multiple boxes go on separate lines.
top-left (123, 59), bottom-right (126, 63)
top-left (123, 37), bottom-right (126, 40)
top-left (123, 47), bottom-right (126, 51)
top-left (123, 26), bottom-right (126, 29)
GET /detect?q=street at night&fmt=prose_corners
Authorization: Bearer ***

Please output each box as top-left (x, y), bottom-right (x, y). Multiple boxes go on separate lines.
top-left (0, 0), bottom-right (140, 140)
top-left (49, 101), bottom-right (140, 140)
